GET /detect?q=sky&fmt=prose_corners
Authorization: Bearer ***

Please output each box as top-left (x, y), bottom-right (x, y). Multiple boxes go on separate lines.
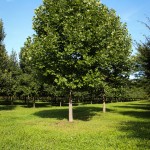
top-left (0, 0), bottom-right (150, 56)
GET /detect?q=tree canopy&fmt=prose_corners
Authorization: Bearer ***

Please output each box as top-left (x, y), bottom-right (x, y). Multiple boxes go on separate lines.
top-left (20, 0), bottom-right (132, 121)
top-left (23, 0), bottom-right (131, 88)
top-left (0, 19), bottom-right (9, 95)
top-left (135, 18), bottom-right (150, 96)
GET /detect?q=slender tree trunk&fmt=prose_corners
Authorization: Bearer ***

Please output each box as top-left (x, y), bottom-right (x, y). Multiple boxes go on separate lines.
top-left (11, 96), bottom-right (13, 105)
top-left (60, 101), bottom-right (62, 107)
top-left (27, 95), bottom-right (29, 107)
top-left (25, 97), bottom-right (27, 104)
top-left (33, 97), bottom-right (35, 108)
top-left (69, 90), bottom-right (73, 122)
top-left (103, 94), bottom-right (106, 113)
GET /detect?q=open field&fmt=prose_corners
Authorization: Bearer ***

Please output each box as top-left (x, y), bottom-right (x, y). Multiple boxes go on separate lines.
top-left (0, 100), bottom-right (150, 150)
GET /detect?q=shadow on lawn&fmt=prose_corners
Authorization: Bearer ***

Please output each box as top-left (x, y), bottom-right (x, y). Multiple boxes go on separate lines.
top-left (114, 103), bottom-right (150, 111)
top-left (22, 102), bottom-right (80, 108)
top-left (116, 101), bottom-right (150, 148)
top-left (0, 105), bottom-right (16, 111)
top-left (33, 106), bottom-right (111, 121)
top-left (119, 121), bottom-right (150, 150)
top-left (22, 102), bottom-right (52, 108)
top-left (119, 121), bottom-right (150, 139)
top-left (113, 101), bottom-right (150, 119)
top-left (119, 120), bottom-right (150, 149)
top-left (119, 110), bottom-right (150, 119)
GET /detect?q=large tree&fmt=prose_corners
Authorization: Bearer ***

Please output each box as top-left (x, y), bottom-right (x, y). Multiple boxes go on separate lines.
top-left (22, 0), bottom-right (131, 121)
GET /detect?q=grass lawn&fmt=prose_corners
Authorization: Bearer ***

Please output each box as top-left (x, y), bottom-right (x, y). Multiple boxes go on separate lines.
top-left (0, 100), bottom-right (150, 150)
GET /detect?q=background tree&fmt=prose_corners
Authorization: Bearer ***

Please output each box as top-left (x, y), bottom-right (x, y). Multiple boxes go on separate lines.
top-left (2, 51), bottom-right (21, 104)
top-left (22, 0), bottom-right (132, 121)
top-left (135, 18), bottom-right (150, 96)
top-left (0, 19), bottom-right (8, 70)
top-left (0, 20), bottom-right (21, 103)
top-left (19, 42), bottom-right (40, 107)
top-left (0, 19), bottom-right (9, 96)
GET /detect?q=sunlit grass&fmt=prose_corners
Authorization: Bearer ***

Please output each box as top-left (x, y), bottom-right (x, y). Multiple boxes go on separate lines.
top-left (0, 100), bottom-right (150, 150)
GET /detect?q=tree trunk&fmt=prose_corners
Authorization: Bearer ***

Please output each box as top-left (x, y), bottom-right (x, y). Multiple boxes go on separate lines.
top-left (33, 97), bottom-right (35, 108)
top-left (11, 96), bottom-right (13, 105)
top-left (25, 97), bottom-right (27, 104)
top-left (103, 94), bottom-right (106, 113)
top-left (69, 90), bottom-right (73, 122)
top-left (27, 95), bottom-right (29, 107)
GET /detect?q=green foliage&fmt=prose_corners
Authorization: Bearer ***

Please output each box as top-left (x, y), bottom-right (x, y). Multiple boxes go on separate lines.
top-left (135, 18), bottom-right (150, 96)
top-left (23, 0), bottom-right (131, 96)
top-left (0, 19), bottom-right (9, 95)
top-left (0, 20), bottom-right (21, 98)
top-left (126, 86), bottom-right (148, 99)
top-left (0, 19), bottom-right (8, 72)
top-left (0, 19), bottom-right (5, 44)
top-left (19, 41), bottom-right (41, 100)
top-left (136, 42), bottom-right (150, 78)
top-left (0, 50), bottom-right (21, 99)
top-left (43, 83), bottom-right (65, 97)
top-left (0, 100), bottom-right (149, 149)
top-left (6, 51), bottom-right (21, 96)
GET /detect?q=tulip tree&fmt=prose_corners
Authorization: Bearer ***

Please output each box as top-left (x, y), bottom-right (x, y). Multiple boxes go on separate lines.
top-left (22, 0), bottom-right (132, 121)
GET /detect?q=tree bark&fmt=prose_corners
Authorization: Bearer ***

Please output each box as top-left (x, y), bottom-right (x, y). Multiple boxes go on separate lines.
top-left (11, 96), bottom-right (13, 105)
top-left (25, 97), bottom-right (27, 104)
top-left (27, 95), bottom-right (30, 107)
top-left (103, 94), bottom-right (106, 113)
top-left (69, 90), bottom-right (73, 122)
top-left (33, 97), bottom-right (35, 108)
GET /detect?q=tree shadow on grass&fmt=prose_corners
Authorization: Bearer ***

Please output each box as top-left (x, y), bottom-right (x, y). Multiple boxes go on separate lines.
top-left (115, 101), bottom-right (150, 149)
top-left (119, 121), bottom-right (150, 149)
top-left (33, 106), bottom-right (112, 121)
top-left (21, 102), bottom-right (80, 108)
top-left (119, 110), bottom-right (150, 119)
top-left (119, 121), bottom-right (150, 139)
top-left (114, 103), bottom-right (150, 111)
top-left (0, 105), bottom-right (16, 111)
top-left (113, 101), bottom-right (150, 119)
top-left (22, 102), bottom-right (52, 108)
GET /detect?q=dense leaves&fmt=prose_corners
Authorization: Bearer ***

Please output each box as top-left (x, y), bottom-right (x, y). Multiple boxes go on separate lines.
top-left (24, 0), bottom-right (131, 91)
top-left (134, 18), bottom-right (150, 96)
top-left (0, 1), bottom-right (137, 114)
top-left (19, 0), bottom-right (132, 119)
top-left (0, 19), bottom-right (9, 95)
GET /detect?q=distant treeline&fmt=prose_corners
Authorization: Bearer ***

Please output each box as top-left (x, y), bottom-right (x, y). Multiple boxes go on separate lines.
top-left (0, 94), bottom-right (146, 107)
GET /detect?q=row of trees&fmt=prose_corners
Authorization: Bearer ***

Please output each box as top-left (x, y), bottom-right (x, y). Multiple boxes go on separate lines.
top-left (0, 19), bottom-right (39, 106)
top-left (0, 19), bottom-right (20, 103)
top-left (0, 0), bottom-right (149, 122)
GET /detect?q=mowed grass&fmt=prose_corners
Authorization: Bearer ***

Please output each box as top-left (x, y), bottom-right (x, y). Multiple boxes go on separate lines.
top-left (0, 100), bottom-right (150, 150)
